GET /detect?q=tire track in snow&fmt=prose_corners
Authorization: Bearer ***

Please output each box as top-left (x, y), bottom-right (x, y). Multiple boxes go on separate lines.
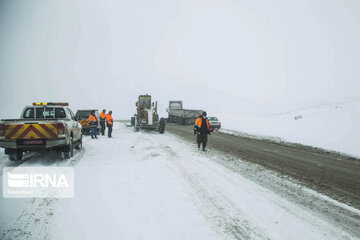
top-left (1, 198), bottom-right (56, 240)
top-left (159, 144), bottom-right (267, 240)
top-left (157, 139), bottom-right (358, 240)
top-left (0, 146), bottom-right (85, 240)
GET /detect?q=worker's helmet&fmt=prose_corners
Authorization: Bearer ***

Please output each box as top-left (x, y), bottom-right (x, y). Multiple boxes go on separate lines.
top-left (202, 111), bottom-right (207, 116)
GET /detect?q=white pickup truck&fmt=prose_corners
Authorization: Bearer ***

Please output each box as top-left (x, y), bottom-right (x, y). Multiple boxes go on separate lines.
top-left (0, 102), bottom-right (82, 161)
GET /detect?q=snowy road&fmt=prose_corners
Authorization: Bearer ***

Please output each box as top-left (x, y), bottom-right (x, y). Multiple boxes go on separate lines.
top-left (166, 123), bottom-right (360, 209)
top-left (0, 123), bottom-right (359, 240)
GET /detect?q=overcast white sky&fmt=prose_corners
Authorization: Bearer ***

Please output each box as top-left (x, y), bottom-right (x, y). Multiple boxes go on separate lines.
top-left (1, 0), bottom-right (360, 119)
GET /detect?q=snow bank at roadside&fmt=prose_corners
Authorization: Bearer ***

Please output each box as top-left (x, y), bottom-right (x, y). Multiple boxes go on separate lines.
top-left (221, 101), bottom-right (360, 156)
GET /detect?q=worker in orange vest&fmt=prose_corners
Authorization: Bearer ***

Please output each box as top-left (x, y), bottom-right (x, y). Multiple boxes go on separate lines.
top-left (99, 109), bottom-right (106, 136)
top-left (89, 110), bottom-right (98, 139)
top-left (106, 111), bottom-right (113, 138)
top-left (194, 111), bottom-right (211, 151)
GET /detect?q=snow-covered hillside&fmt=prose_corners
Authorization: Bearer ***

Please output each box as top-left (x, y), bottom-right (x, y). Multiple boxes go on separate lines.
top-left (222, 101), bottom-right (360, 156)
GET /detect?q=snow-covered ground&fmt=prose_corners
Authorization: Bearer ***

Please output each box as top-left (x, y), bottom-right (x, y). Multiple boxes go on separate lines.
top-left (221, 101), bottom-right (360, 156)
top-left (0, 123), bottom-right (359, 240)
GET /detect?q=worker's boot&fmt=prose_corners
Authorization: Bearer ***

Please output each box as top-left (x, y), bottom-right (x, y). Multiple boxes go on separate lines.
top-left (202, 145), bottom-right (207, 151)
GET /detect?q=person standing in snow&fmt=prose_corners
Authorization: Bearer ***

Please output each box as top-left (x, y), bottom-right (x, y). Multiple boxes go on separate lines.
top-left (194, 111), bottom-right (211, 151)
top-left (99, 109), bottom-right (106, 136)
top-left (106, 111), bottom-right (113, 138)
top-left (89, 110), bottom-right (98, 139)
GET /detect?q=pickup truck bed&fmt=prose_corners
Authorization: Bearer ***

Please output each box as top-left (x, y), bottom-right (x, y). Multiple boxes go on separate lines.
top-left (1, 119), bottom-right (66, 150)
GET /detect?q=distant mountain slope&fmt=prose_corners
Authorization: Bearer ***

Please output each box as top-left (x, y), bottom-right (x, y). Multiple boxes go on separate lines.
top-left (222, 101), bottom-right (360, 156)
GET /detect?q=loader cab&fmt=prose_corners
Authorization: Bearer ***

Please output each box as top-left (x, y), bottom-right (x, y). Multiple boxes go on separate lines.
top-left (138, 95), bottom-right (152, 110)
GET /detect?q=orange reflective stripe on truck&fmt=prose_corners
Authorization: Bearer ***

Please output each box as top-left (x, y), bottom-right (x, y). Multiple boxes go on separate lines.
top-left (5, 123), bottom-right (58, 140)
top-left (79, 120), bottom-right (90, 127)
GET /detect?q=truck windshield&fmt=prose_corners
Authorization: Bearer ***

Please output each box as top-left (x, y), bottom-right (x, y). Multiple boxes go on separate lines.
top-left (170, 102), bottom-right (182, 109)
top-left (22, 107), bottom-right (66, 119)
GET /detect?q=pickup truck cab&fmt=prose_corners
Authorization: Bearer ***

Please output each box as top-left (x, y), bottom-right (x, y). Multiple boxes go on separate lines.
top-left (0, 102), bottom-right (82, 161)
top-left (75, 109), bottom-right (100, 134)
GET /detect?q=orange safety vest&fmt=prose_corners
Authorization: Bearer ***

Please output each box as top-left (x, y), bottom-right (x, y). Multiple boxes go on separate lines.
top-left (99, 112), bottom-right (106, 120)
top-left (195, 117), bottom-right (210, 130)
top-left (89, 114), bottom-right (97, 122)
top-left (106, 114), bottom-right (113, 125)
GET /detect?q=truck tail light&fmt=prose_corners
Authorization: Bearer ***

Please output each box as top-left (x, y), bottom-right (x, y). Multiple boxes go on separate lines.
top-left (0, 124), bottom-right (4, 137)
top-left (58, 123), bottom-right (65, 135)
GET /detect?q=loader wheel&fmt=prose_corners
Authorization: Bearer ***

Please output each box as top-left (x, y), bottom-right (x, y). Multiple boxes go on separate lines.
top-left (62, 138), bottom-right (74, 159)
top-left (159, 118), bottom-right (165, 134)
top-left (8, 150), bottom-right (23, 162)
top-left (134, 117), bottom-right (140, 132)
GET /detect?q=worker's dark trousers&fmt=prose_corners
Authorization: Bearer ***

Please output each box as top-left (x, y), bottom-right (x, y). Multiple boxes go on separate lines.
top-left (90, 126), bottom-right (97, 139)
top-left (108, 125), bottom-right (113, 138)
top-left (100, 121), bottom-right (105, 135)
top-left (197, 133), bottom-right (208, 149)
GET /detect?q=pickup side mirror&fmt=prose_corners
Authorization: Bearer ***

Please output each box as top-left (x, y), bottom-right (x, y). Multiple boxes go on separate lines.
top-left (73, 116), bottom-right (79, 121)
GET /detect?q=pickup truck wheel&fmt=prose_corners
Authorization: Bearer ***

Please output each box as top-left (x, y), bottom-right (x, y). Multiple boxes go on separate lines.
top-left (8, 150), bottom-right (23, 162)
top-left (75, 135), bottom-right (82, 150)
top-left (62, 138), bottom-right (74, 159)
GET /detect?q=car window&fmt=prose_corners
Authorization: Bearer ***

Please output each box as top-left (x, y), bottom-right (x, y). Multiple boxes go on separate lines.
top-left (55, 108), bottom-right (66, 118)
top-left (23, 108), bottom-right (34, 118)
top-left (44, 107), bottom-right (55, 118)
top-left (208, 117), bottom-right (218, 121)
top-left (33, 107), bottom-right (66, 119)
top-left (36, 107), bottom-right (45, 118)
